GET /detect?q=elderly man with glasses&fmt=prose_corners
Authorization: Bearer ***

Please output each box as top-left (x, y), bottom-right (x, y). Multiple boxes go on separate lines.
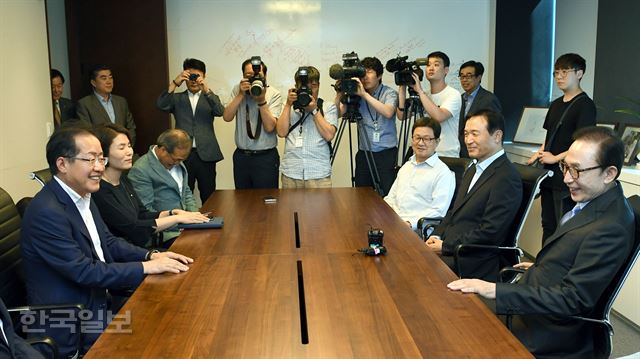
top-left (384, 117), bottom-right (455, 231)
top-left (20, 127), bottom-right (194, 358)
top-left (449, 126), bottom-right (633, 359)
top-left (456, 60), bottom-right (502, 158)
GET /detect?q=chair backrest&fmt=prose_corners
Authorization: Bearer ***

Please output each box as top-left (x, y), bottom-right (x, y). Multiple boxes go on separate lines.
top-left (29, 168), bottom-right (52, 187)
top-left (590, 195), bottom-right (640, 357)
top-left (439, 156), bottom-right (473, 210)
top-left (0, 187), bottom-right (27, 308)
top-left (502, 164), bottom-right (553, 266)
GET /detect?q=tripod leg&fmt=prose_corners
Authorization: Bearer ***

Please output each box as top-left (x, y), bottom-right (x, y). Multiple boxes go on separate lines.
top-left (357, 121), bottom-right (384, 196)
top-left (330, 118), bottom-right (348, 166)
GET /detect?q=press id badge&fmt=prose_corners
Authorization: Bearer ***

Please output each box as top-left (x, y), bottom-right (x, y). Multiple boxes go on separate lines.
top-left (372, 131), bottom-right (381, 143)
top-left (295, 135), bottom-right (304, 147)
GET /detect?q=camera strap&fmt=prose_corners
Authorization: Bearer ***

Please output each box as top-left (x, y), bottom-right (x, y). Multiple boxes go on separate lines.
top-left (245, 102), bottom-right (262, 140)
top-left (287, 98), bottom-right (326, 137)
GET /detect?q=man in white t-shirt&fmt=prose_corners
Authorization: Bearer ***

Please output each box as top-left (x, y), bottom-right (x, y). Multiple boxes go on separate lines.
top-left (398, 51), bottom-right (461, 157)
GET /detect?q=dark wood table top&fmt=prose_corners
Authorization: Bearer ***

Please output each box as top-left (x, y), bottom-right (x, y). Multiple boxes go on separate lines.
top-left (86, 188), bottom-right (532, 358)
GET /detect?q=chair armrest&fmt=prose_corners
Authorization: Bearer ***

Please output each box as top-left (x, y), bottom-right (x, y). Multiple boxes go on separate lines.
top-left (25, 336), bottom-right (59, 359)
top-left (8, 303), bottom-right (85, 358)
top-left (453, 244), bottom-right (525, 278)
top-left (498, 266), bottom-right (526, 284)
top-left (417, 217), bottom-right (443, 241)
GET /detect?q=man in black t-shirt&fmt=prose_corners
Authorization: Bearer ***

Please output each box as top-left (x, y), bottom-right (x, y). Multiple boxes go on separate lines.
top-left (527, 53), bottom-right (596, 242)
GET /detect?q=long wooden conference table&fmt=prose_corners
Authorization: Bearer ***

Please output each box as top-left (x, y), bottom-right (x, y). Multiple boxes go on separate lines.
top-left (86, 188), bottom-right (532, 358)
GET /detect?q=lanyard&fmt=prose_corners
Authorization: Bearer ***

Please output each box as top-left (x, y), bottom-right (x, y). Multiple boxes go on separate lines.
top-left (365, 85), bottom-right (382, 130)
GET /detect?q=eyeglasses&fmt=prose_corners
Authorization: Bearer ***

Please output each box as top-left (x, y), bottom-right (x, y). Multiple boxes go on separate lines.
top-left (66, 156), bottom-right (108, 166)
top-left (558, 160), bottom-right (602, 179)
top-left (553, 69), bottom-right (576, 78)
top-left (458, 74), bottom-right (476, 80)
top-left (412, 136), bottom-right (436, 144)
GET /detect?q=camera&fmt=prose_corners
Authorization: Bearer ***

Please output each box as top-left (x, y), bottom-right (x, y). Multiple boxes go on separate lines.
top-left (188, 73), bottom-right (200, 81)
top-left (293, 67), bottom-right (312, 110)
top-left (385, 55), bottom-right (424, 86)
top-left (247, 56), bottom-right (266, 97)
top-left (368, 228), bottom-right (384, 247)
top-left (329, 52), bottom-right (366, 121)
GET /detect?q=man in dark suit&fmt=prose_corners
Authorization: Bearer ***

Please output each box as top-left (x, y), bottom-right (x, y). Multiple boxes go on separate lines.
top-left (20, 127), bottom-right (193, 357)
top-left (50, 69), bottom-right (77, 129)
top-left (157, 58), bottom-right (225, 204)
top-left (457, 61), bottom-right (502, 158)
top-left (0, 297), bottom-right (44, 358)
top-left (76, 65), bottom-right (137, 145)
top-left (128, 129), bottom-right (198, 241)
top-left (426, 110), bottom-right (522, 281)
top-left (448, 126), bottom-right (634, 358)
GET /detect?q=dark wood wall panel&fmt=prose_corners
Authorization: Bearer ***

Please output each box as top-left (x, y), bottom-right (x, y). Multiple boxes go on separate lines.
top-left (65, 0), bottom-right (170, 153)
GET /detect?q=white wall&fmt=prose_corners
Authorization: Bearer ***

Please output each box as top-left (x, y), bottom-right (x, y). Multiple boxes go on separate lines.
top-left (0, 0), bottom-right (53, 201)
top-left (165, 0), bottom-right (495, 189)
top-left (553, 0), bottom-right (598, 99)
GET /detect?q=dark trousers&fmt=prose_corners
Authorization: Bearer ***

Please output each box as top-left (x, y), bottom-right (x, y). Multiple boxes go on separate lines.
top-left (354, 147), bottom-right (397, 196)
top-left (540, 187), bottom-right (572, 244)
top-left (233, 148), bottom-right (279, 189)
top-left (183, 148), bottom-right (216, 204)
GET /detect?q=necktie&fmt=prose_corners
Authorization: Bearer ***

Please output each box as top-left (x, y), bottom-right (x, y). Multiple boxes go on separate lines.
top-left (462, 94), bottom-right (469, 117)
top-left (559, 204), bottom-right (582, 226)
top-left (53, 101), bottom-right (61, 127)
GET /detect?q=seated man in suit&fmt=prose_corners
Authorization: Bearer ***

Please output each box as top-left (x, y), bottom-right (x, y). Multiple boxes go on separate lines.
top-left (50, 69), bottom-right (77, 129)
top-left (157, 58), bottom-right (225, 204)
top-left (20, 127), bottom-right (193, 358)
top-left (448, 126), bottom-right (634, 358)
top-left (384, 117), bottom-right (455, 230)
top-left (457, 61), bottom-right (502, 158)
top-left (425, 110), bottom-right (522, 281)
top-left (128, 129), bottom-right (198, 242)
top-left (77, 65), bottom-right (137, 145)
top-left (0, 297), bottom-right (44, 358)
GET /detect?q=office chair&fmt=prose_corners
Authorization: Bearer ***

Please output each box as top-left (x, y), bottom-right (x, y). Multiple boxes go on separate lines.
top-left (416, 156), bottom-right (472, 239)
top-left (500, 194), bottom-right (640, 359)
top-left (0, 186), bottom-right (84, 359)
top-left (28, 168), bottom-right (52, 187)
top-left (453, 163), bottom-right (552, 279)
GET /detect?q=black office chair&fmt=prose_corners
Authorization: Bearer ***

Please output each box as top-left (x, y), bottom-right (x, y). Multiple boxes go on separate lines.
top-left (453, 163), bottom-right (552, 279)
top-left (28, 168), bottom-right (52, 187)
top-left (0, 186), bottom-right (85, 359)
top-left (417, 156), bottom-right (472, 239)
top-left (500, 195), bottom-right (640, 359)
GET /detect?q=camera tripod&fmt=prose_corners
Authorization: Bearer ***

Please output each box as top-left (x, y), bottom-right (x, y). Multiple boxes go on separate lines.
top-left (398, 88), bottom-right (425, 164)
top-left (330, 97), bottom-right (384, 196)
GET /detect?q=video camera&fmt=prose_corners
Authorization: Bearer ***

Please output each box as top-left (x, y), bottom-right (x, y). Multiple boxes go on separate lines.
top-left (329, 52), bottom-right (366, 121)
top-left (247, 56), bottom-right (266, 97)
top-left (293, 67), bottom-right (312, 111)
top-left (385, 55), bottom-right (426, 86)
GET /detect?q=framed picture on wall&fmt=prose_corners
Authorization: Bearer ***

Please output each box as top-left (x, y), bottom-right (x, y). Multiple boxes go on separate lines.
top-left (513, 107), bottom-right (548, 145)
top-left (596, 122), bottom-right (618, 134)
top-left (621, 125), bottom-right (640, 165)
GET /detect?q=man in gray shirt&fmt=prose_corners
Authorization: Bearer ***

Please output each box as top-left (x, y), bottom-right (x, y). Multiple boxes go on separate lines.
top-left (223, 57), bottom-right (283, 189)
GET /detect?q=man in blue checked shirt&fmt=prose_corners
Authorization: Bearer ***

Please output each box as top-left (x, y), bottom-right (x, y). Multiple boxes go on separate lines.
top-left (276, 66), bottom-right (338, 188)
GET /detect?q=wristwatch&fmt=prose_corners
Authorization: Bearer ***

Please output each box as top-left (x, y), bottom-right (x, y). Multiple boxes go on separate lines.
top-left (145, 250), bottom-right (159, 261)
top-left (311, 108), bottom-right (319, 116)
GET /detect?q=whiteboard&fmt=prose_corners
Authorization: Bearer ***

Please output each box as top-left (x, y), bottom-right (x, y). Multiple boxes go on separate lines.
top-left (513, 107), bottom-right (548, 145)
top-left (165, 0), bottom-right (494, 189)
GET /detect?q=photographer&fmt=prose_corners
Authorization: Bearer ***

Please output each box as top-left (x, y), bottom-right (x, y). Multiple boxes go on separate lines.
top-left (157, 58), bottom-right (225, 203)
top-left (277, 66), bottom-right (338, 188)
top-left (336, 56), bottom-right (398, 195)
top-left (223, 57), bottom-right (283, 189)
top-left (397, 51), bottom-right (461, 157)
